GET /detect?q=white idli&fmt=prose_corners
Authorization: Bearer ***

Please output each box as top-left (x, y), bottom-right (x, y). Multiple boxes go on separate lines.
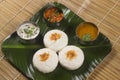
top-left (32, 48), bottom-right (58, 73)
top-left (59, 45), bottom-right (84, 70)
top-left (43, 29), bottom-right (68, 51)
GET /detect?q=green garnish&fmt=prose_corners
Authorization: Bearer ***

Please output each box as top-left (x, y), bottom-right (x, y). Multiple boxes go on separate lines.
top-left (55, 10), bottom-right (60, 15)
top-left (31, 27), bottom-right (35, 30)
top-left (82, 34), bottom-right (91, 41)
top-left (24, 29), bottom-right (33, 36)
top-left (47, 18), bottom-right (51, 21)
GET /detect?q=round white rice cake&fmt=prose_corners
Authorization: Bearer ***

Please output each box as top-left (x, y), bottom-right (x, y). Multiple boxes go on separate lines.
top-left (32, 48), bottom-right (58, 73)
top-left (59, 45), bottom-right (84, 70)
top-left (43, 29), bottom-right (68, 51)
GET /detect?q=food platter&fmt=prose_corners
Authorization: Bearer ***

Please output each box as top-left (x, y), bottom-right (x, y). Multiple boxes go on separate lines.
top-left (1, 2), bottom-right (112, 80)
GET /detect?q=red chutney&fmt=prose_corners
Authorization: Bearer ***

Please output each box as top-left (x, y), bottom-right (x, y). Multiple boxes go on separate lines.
top-left (44, 7), bottom-right (63, 23)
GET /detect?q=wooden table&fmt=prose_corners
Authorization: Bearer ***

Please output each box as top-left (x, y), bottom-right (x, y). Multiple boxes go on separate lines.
top-left (0, 0), bottom-right (120, 80)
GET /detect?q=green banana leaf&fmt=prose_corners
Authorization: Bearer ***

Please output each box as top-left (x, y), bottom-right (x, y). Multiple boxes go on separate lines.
top-left (1, 2), bottom-right (112, 80)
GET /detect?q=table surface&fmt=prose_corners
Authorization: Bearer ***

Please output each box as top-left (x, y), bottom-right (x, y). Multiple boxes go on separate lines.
top-left (0, 0), bottom-right (120, 80)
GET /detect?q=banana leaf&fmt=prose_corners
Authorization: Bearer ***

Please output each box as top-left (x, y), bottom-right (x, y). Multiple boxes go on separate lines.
top-left (1, 2), bottom-right (112, 80)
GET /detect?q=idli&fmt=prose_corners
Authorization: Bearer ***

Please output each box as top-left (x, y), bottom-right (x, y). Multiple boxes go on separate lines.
top-left (59, 45), bottom-right (84, 70)
top-left (32, 48), bottom-right (58, 73)
top-left (43, 29), bottom-right (68, 51)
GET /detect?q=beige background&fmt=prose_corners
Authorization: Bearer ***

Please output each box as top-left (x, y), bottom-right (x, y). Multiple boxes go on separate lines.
top-left (0, 0), bottom-right (120, 80)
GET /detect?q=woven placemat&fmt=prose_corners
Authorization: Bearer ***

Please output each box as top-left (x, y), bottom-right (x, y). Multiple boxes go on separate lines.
top-left (0, 0), bottom-right (120, 80)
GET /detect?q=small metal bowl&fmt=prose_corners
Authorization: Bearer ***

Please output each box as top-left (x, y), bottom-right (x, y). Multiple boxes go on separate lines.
top-left (17, 21), bottom-right (40, 41)
top-left (43, 6), bottom-right (64, 23)
top-left (43, 6), bottom-right (64, 28)
top-left (76, 22), bottom-right (99, 45)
